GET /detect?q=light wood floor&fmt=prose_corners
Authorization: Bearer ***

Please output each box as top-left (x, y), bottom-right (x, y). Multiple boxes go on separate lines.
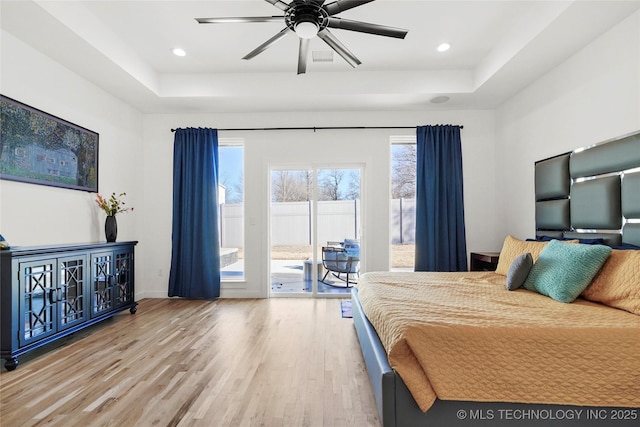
top-left (0, 298), bottom-right (381, 427)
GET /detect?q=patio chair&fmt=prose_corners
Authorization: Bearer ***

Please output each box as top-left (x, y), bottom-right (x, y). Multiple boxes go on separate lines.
top-left (321, 239), bottom-right (360, 287)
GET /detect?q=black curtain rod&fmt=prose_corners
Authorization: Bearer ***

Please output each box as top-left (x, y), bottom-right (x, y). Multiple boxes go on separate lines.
top-left (171, 125), bottom-right (463, 132)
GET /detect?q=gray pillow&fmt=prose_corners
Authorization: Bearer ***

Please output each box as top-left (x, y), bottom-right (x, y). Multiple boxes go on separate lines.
top-left (506, 253), bottom-right (533, 290)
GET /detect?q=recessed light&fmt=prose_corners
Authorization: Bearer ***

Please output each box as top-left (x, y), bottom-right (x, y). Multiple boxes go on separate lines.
top-left (430, 95), bottom-right (450, 104)
top-left (172, 48), bottom-right (186, 57)
top-left (437, 43), bottom-right (450, 52)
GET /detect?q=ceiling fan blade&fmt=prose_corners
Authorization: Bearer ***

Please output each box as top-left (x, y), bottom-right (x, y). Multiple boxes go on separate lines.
top-left (297, 38), bottom-right (310, 75)
top-left (264, 0), bottom-right (290, 12)
top-left (196, 16), bottom-right (284, 24)
top-left (327, 17), bottom-right (407, 39)
top-left (243, 27), bottom-right (292, 60)
top-left (324, 0), bottom-right (375, 16)
top-left (317, 29), bottom-right (361, 68)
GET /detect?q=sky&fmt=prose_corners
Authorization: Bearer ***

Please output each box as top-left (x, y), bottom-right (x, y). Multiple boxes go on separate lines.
top-left (219, 145), bottom-right (243, 188)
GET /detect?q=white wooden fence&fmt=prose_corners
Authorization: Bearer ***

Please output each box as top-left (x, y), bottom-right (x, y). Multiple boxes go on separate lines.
top-left (220, 198), bottom-right (415, 248)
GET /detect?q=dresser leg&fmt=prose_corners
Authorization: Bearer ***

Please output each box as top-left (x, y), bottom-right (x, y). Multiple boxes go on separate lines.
top-left (4, 357), bottom-right (19, 371)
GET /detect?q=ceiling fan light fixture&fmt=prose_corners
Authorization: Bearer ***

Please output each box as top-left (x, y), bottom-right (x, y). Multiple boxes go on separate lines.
top-left (295, 21), bottom-right (319, 39)
top-left (196, 0), bottom-right (408, 73)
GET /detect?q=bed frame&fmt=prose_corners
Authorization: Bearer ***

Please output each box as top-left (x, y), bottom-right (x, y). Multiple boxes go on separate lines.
top-left (352, 130), bottom-right (640, 427)
top-left (352, 289), bottom-right (638, 427)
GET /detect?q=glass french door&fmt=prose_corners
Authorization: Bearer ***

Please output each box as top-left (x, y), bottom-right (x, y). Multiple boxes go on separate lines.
top-left (270, 166), bottom-right (361, 296)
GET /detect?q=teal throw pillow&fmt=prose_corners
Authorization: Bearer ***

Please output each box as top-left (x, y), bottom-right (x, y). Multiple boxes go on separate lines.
top-left (523, 240), bottom-right (612, 303)
top-left (506, 253), bottom-right (533, 290)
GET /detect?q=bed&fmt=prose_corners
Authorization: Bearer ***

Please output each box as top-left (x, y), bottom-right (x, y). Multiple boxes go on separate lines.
top-left (352, 131), bottom-right (640, 427)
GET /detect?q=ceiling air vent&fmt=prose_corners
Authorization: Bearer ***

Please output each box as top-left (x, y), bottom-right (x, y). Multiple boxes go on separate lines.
top-left (312, 50), bottom-right (334, 63)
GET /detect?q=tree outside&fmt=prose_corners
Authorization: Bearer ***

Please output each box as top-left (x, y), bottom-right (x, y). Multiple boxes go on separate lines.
top-left (271, 169), bottom-right (361, 202)
top-left (391, 144), bottom-right (416, 199)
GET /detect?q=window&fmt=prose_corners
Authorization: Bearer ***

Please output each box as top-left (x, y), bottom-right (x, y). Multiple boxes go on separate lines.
top-left (390, 136), bottom-right (416, 271)
top-left (219, 139), bottom-right (244, 279)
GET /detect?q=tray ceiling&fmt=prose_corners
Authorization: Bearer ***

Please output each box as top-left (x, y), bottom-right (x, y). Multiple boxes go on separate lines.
top-left (1, 1), bottom-right (638, 113)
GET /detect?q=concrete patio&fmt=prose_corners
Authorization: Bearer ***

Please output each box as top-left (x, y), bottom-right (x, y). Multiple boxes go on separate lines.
top-left (221, 258), bottom-right (352, 295)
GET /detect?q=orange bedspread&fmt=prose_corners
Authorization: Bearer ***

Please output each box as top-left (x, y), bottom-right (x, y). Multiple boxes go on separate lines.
top-left (357, 271), bottom-right (640, 412)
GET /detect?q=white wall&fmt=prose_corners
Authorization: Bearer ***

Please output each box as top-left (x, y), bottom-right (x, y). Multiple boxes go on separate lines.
top-left (141, 110), bottom-right (497, 298)
top-left (0, 31), bottom-right (143, 264)
top-left (495, 11), bottom-right (640, 241)
top-left (6, 9), bottom-right (637, 300)
top-left (1, 27), bottom-right (498, 300)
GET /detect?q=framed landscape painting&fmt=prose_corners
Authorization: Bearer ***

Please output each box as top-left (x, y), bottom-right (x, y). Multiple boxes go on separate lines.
top-left (0, 95), bottom-right (98, 192)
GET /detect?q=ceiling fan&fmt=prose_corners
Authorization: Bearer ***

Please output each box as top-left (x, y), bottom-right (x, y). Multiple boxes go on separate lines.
top-left (196, 0), bottom-right (408, 74)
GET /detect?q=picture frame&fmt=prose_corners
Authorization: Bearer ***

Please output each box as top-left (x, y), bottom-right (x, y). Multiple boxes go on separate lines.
top-left (0, 95), bottom-right (99, 192)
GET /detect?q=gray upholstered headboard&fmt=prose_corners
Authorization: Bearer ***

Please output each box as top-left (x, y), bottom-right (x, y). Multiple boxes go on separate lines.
top-left (534, 130), bottom-right (640, 247)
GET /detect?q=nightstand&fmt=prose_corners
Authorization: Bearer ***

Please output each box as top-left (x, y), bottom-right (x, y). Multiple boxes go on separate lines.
top-left (470, 252), bottom-right (500, 271)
